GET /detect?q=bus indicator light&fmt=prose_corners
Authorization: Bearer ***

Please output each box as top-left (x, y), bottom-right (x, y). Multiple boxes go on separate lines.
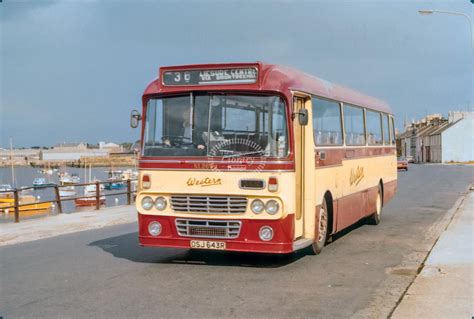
top-left (142, 174), bottom-right (151, 189)
top-left (268, 177), bottom-right (278, 192)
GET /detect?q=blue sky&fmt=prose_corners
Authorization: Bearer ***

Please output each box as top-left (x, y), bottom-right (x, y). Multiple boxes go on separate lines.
top-left (1, 0), bottom-right (472, 147)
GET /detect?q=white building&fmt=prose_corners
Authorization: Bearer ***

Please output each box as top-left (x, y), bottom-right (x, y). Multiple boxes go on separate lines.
top-left (429, 112), bottom-right (473, 163)
top-left (397, 112), bottom-right (473, 163)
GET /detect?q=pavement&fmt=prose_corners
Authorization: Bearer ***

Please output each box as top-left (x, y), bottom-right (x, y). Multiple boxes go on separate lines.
top-left (0, 165), bottom-right (473, 318)
top-left (0, 205), bottom-right (137, 246)
top-left (392, 190), bottom-right (474, 318)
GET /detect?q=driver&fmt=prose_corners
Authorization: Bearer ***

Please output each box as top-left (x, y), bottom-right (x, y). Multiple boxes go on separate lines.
top-left (163, 107), bottom-right (205, 150)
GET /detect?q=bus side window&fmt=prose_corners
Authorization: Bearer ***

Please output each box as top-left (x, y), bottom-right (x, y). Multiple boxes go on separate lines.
top-left (390, 116), bottom-right (396, 145)
top-left (312, 97), bottom-right (343, 146)
top-left (382, 113), bottom-right (390, 145)
top-left (344, 104), bottom-right (366, 146)
top-left (366, 109), bottom-right (383, 145)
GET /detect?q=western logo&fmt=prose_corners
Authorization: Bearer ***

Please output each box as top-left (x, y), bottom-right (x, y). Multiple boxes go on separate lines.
top-left (186, 177), bottom-right (222, 187)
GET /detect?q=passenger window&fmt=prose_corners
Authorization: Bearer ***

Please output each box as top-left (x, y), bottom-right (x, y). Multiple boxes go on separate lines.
top-left (391, 116), bottom-right (396, 145)
top-left (343, 104), bottom-right (366, 145)
top-left (312, 97), bottom-right (343, 145)
top-left (366, 110), bottom-right (383, 145)
top-left (382, 113), bottom-right (390, 145)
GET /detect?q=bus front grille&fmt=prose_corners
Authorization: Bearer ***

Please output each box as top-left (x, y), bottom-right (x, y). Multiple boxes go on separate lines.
top-left (175, 219), bottom-right (241, 239)
top-left (170, 195), bottom-right (247, 214)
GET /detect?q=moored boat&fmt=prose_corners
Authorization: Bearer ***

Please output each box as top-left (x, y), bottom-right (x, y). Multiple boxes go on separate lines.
top-left (74, 183), bottom-right (106, 207)
top-left (58, 172), bottom-right (81, 186)
top-left (59, 186), bottom-right (77, 197)
top-left (0, 195), bottom-right (52, 216)
top-left (105, 170), bottom-right (126, 190)
top-left (33, 178), bottom-right (56, 188)
top-left (0, 184), bottom-right (13, 192)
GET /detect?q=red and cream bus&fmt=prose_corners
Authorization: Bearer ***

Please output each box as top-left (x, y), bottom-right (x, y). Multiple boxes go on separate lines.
top-left (131, 62), bottom-right (397, 254)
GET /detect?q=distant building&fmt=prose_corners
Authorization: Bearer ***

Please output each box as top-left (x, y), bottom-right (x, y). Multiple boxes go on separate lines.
top-left (397, 111), bottom-right (473, 163)
top-left (429, 112), bottom-right (473, 163)
top-left (39, 149), bottom-right (108, 161)
top-left (98, 142), bottom-right (123, 153)
top-left (54, 142), bottom-right (88, 150)
top-left (0, 149), bottom-right (40, 164)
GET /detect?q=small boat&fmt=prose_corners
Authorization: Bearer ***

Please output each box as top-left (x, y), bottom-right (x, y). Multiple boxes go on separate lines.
top-left (0, 195), bottom-right (52, 216)
top-left (104, 170), bottom-right (126, 190)
top-left (33, 178), bottom-right (56, 188)
top-left (75, 183), bottom-right (106, 207)
top-left (58, 172), bottom-right (81, 186)
top-left (121, 169), bottom-right (138, 180)
top-left (0, 184), bottom-right (13, 192)
top-left (59, 186), bottom-right (77, 197)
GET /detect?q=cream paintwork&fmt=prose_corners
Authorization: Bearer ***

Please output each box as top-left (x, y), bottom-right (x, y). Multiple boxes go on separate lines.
top-left (137, 96), bottom-right (397, 246)
top-left (136, 170), bottom-right (295, 221)
top-left (299, 97), bottom-right (397, 241)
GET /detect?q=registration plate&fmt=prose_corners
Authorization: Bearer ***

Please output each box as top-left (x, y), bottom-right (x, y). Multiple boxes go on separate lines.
top-left (190, 240), bottom-right (226, 250)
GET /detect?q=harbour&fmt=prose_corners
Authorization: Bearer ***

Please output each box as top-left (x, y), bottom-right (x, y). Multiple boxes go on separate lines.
top-left (0, 166), bottom-right (137, 223)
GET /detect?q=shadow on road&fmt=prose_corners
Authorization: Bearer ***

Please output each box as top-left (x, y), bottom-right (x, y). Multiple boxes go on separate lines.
top-left (89, 232), bottom-right (307, 268)
top-left (330, 218), bottom-right (368, 243)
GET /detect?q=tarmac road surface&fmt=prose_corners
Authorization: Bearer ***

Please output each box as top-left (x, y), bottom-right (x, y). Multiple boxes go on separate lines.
top-left (1, 165), bottom-right (472, 318)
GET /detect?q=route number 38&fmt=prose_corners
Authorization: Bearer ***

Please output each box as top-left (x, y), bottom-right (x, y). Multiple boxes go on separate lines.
top-left (173, 71), bottom-right (191, 83)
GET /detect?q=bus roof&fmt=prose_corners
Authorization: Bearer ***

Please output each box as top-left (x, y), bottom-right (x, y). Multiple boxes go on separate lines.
top-left (143, 62), bottom-right (392, 114)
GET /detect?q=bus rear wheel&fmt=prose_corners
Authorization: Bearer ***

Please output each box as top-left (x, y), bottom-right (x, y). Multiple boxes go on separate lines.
top-left (368, 185), bottom-right (383, 225)
top-left (310, 197), bottom-right (329, 255)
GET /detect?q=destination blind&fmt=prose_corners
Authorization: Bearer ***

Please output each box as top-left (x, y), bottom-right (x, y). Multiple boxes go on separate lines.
top-left (162, 68), bottom-right (258, 86)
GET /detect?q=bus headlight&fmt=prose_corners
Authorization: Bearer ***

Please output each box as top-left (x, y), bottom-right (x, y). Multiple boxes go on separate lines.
top-left (265, 200), bottom-right (279, 215)
top-left (259, 226), bottom-right (274, 241)
top-left (251, 199), bottom-right (265, 214)
top-left (155, 197), bottom-right (167, 211)
top-left (141, 196), bottom-right (154, 210)
top-left (148, 221), bottom-right (162, 236)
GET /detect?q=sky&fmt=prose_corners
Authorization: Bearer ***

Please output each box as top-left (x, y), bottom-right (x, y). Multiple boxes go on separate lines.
top-left (0, 0), bottom-right (472, 148)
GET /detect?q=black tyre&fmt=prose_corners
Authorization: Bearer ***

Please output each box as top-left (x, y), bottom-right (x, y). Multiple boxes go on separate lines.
top-left (368, 185), bottom-right (383, 225)
top-left (310, 197), bottom-right (329, 255)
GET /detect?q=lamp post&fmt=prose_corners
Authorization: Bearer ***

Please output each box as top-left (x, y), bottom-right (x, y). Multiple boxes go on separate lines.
top-left (418, 9), bottom-right (473, 52)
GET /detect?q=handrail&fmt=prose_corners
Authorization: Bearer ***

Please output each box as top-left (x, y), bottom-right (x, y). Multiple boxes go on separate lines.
top-left (0, 179), bottom-right (137, 223)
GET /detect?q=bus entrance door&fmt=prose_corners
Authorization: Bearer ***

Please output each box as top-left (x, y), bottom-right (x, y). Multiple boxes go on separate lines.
top-left (293, 96), bottom-right (308, 239)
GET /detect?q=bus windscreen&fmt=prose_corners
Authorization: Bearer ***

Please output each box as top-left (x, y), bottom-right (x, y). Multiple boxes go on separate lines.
top-left (143, 94), bottom-right (288, 158)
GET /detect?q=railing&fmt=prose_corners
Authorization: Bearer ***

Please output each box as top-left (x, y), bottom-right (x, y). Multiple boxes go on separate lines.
top-left (0, 179), bottom-right (137, 223)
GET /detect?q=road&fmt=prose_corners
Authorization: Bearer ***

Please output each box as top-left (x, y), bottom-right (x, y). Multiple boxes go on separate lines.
top-left (1, 165), bottom-right (472, 318)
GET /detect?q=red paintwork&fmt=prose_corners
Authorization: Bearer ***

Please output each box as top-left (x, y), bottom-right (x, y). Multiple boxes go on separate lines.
top-left (138, 159), bottom-right (294, 171)
top-left (144, 62), bottom-right (392, 113)
top-left (138, 213), bottom-right (295, 254)
top-left (383, 180), bottom-right (397, 205)
top-left (332, 180), bottom-right (396, 233)
top-left (140, 62), bottom-right (392, 171)
top-left (315, 147), bottom-right (396, 168)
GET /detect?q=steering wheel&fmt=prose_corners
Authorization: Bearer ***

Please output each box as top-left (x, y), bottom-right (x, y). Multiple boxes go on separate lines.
top-left (161, 135), bottom-right (191, 146)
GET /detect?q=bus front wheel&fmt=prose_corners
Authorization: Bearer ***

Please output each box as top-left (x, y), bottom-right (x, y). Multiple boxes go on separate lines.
top-left (310, 197), bottom-right (329, 255)
top-left (368, 185), bottom-right (383, 225)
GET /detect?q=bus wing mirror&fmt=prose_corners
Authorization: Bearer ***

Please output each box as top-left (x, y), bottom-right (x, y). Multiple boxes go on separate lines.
top-left (130, 110), bottom-right (142, 128)
top-left (297, 109), bottom-right (308, 126)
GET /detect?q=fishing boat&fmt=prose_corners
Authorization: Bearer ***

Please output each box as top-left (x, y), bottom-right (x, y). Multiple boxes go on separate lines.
top-left (121, 169), bottom-right (138, 180)
top-left (74, 183), bottom-right (106, 207)
top-left (59, 186), bottom-right (77, 197)
top-left (0, 195), bottom-right (52, 217)
top-left (104, 170), bottom-right (126, 190)
top-left (0, 184), bottom-right (13, 192)
top-left (33, 178), bottom-right (56, 188)
top-left (58, 172), bottom-right (78, 197)
top-left (58, 172), bottom-right (80, 186)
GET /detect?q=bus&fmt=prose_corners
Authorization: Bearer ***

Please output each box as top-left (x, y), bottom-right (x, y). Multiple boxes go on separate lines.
top-left (131, 62), bottom-right (397, 254)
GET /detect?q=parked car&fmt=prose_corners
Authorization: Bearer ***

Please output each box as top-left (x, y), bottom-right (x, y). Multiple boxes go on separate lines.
top-left (405, 155), bottom-right (414, 163)
top-left (397, 157), bottom-right (408, 171)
